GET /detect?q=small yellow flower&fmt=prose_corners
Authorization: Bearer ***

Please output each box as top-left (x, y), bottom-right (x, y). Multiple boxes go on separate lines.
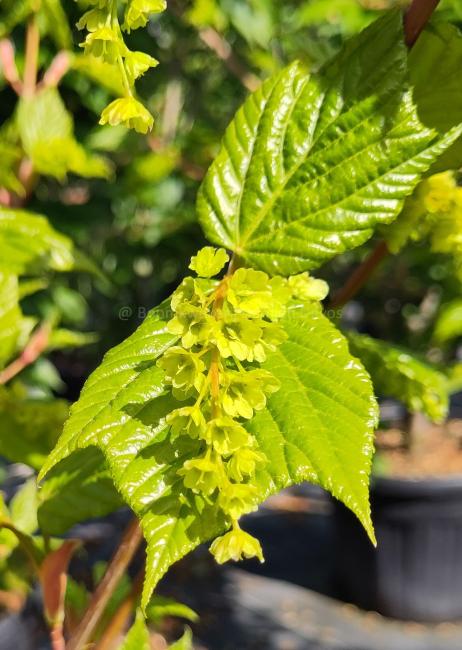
top-left (99, 97), bottom-right (154, 134)
top-left (210, 527), bottom-right (264, 564)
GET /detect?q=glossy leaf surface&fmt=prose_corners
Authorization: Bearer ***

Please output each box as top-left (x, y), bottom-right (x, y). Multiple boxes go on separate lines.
top-left (41, 299), bottom-right (377, 606)
top-left (197, 12), bottom-right (461, 275)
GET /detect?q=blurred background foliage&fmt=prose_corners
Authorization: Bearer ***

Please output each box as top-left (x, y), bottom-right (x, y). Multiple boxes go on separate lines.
top-left (1, 0), bottom-right (462, 401)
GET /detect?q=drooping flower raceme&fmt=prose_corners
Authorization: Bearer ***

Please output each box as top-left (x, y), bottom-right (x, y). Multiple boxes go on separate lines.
top-left (157, 247), bottom-right (328, 564)
top-left (76, 0), bottom-right (165, 133)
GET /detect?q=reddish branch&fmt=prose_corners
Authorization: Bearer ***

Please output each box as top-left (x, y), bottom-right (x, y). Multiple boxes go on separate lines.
top-left (67, 519), bottom-right (143, 650)
top-left (330, 241), bottom-right (389, 309)
top-left (331, 0), bottom-right (441, 309)
top-left (404, 0), bottom-right (441, 47)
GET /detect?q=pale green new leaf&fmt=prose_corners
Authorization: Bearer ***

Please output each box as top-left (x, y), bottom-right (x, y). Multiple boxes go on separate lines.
top-left (120, 610), bottom-right (150, 650)
top-left (410, 22), bottom-right (462, 172)
top-left (197, 11), bottom-right (461, 275)
top-left (41, 299), bottom-right (377, 607)
top-left (0, 208), bottom-right (75, 274)
top-left (347, 332), bottom-right (448, 423)
top-left (0, 274), bottom-right (21, 369)
top-left (17, 88), bottom-right (110, 181)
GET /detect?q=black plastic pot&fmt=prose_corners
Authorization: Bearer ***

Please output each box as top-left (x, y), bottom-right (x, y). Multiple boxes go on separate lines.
top-left (333, 475), bottom-right (462, 622)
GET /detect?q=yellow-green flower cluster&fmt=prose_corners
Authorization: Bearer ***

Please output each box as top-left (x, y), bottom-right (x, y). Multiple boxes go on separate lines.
top-left (157, 247), bottom-right (328, 564)
top-left (77, 0), bottom-right (166, 133)
top-left (386, 172), bottom-right (462, 279)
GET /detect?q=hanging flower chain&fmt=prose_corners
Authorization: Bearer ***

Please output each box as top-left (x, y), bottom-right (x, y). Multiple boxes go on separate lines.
top-left (157, 247), bottom-right (328, 564)
top-left (77, 0), bottom-right (166, 133)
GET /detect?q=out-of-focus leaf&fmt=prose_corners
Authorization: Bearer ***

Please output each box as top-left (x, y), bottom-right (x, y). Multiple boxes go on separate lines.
top-left (0, 208), bottom-right (75, 274)
top-left (146, 596), bottom-right (198, 624)
top-left (9, 480), bottom-right (38, 536)
top-left (0, 386), bottom-right (68, 469)
top-left (0, 141), bottom-right (23, 195)
top-left (18, 279), bottom-right (48, 299)
top-left (295, 0), bottom-right (374, 34)
top-left (71, 54), bottom-right (125, 97)
top-left (434, 299), bottom-right (462, 342)
top-left (186, 0), bottom-right (227, 30)
top-left (39, 0), bottom-right (72, 49)
top-left (410, 21), bottom-right (462, 172)
top-left (17, 88), bottom-right (110, 181)
top-left (0, 0), bottom-right (32, 38)
top-left (222, 0), bottom-right (274, 47)
top-left (0, 274), bottom-right (21, 369)
top-left (38, 448), bottom-right (123, 535)
top-left (347, 332), bottom-right (449, 423)
top-left (47, 329), bottom-right (98, 351)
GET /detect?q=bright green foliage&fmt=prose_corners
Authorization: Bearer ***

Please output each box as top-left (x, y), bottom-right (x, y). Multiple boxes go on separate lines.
top-left (40, 251), bottom-right (377, 607)
top-left (0, 208), bottom-right (75, 275)
top-left (434, 300), bottom-right (462, 343)
top-left (247, 302), bottom-right (377, 542)
top-left (384, 172), bottom-right (462, 279)
top-left (410, 22), bottom-right (462, 173)
top-left (0, 385), bottom-right (68, 469)
top-left (197, 12), bottom-right (461, 276)
top-left (17, 88), bottom-right (110, 181)
top-left (347, 332), bottom-right (449, 423)
top-left (120, 609), bottom-right (150, 650)
top-left (76, 0), bottom-right (165, 132)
